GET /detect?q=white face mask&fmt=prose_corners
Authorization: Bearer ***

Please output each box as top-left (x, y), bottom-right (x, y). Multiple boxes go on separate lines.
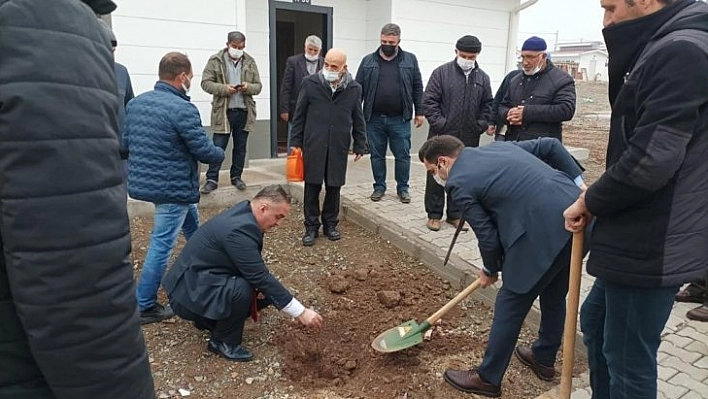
top-left (305, 52), bottom-right (319, 62)
top-left (433, 164), bottom-right (448, 187)
top-left (456, 57), bottom-right (476, 71)
top-left (228, 47), bottom-right (243, 59)
top-left (524, 60), bottom-right (543, 76)
top-left (322, 68), bottom-right (340, 83)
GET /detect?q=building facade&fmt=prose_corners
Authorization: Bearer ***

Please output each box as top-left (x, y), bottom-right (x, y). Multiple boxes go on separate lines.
top-left (551, 41), bottom-right (608, 82)
top-left (111, 0), bottom-right (531, 160)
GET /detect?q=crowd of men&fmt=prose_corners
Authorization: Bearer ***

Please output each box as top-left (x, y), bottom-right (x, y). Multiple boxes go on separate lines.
top-left (1, 0), bottom-right (706, 398)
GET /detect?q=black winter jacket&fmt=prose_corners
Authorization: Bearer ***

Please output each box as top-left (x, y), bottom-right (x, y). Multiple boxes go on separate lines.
top-left (585, 0), bottom-right (708, 287)
top-left (0, 0), bottom-right (154, 398)
top-left (498, 62), bottom-right (576, 142)
top-left (422, 60), bottom-right (494, 147)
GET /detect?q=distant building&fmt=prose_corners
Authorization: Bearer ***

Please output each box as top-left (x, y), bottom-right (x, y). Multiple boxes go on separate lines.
top-left (550, 41), bottom-right (608, 82)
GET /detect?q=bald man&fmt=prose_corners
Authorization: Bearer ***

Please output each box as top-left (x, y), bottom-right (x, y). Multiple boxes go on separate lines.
top-left (290, 48), bottom-right (367, 246)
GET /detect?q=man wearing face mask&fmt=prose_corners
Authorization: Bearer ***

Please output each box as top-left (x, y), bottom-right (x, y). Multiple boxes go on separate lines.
top-left (563, 0), bottom-right (708, 397)
top-left (421, 35), bottom-right (494, 232)
top-left (279, 35), bottom-right (324, 154)
top-left (419, 135), bottom-right (586, 397)
top-left (498, 36), bottom-right (576, 142)
top-left (124, 52), bottom-right (225, 324)
top-left (290, 48), bottom-right (367, 246)
top-left (356, 23), bottom-right (424, 204)
top-left (201, 31), bottom-right (263, 194)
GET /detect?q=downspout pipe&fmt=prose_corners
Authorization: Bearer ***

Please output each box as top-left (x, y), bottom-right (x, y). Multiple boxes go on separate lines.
top-left (506, 0), bottom-right (539, 72)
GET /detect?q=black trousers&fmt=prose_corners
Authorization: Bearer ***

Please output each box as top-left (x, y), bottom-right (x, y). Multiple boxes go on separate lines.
top-left (424, 172), bottom-right (460, 220)
top-left (478, 238), bottom-right (572, 386)
top-left (205, 109), bottom-right (248, 183)
top-left (304, 183), bottom-right (341, 231)
top-left (171, 278), bottom-right (271, 346)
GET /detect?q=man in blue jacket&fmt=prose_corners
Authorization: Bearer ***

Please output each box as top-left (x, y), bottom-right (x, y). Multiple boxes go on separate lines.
top-left (163, 185), bottom-right (323, 361)
top-left (420, 135), bottom-right (585, 397)
top-left (124, 52), bottom-right (225, 325)
top-left (356, 23), bottom-right (424, 204)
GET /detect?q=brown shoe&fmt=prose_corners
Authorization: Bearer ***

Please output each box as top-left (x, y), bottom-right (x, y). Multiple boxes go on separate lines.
top-left (675, 285), bottom-right (705, 304)
top-left (445, 218), bottom-right (469, 231)
top-left (443, 369), bottom-right (501, 397)
top-left (687, 305), bottom-right (708, 322)
top-left (427, 219), bottom-right (441, 231)
top-left (514, 346), bottom-right (556, 381)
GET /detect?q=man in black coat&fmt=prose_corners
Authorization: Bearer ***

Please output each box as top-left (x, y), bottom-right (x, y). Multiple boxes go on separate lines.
top-left (279, 35), bottom-right (324, 153)
top-left (419, 136), bottom-right (586, 397)
top-left (564, 0), bottom-right (708, 397)
top-left (163, 185), bottom-right (323, 361)
top-left (498, 37), bottom-right (576, 142)
top-left (422, 35), bottom-right (494, 232)
top-left (0, 0), bottom-right (154, 398)
top-left (291, 48), bottom-right (367, 246)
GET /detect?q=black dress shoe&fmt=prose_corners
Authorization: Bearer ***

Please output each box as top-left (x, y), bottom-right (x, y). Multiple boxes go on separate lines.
top-left (140, 303), bottom-right (174, 325)
top-left (207, 340), bottom-right (254, 362)
top-left (443, 369), bottom-right (501, 397)
top-left (302, 230), bottom-right (318, 246)
top-left (370, 190), bottom-right (385, 201)
top-left (200, 180), bottom-right (218, 194)
top-left (398, 191), bottom-right (411, 204)
top-left (687, 304), bottom-right (708, 322)
top-left (514, 346), bottom-right (556, 381)
top-left (323, 226), bottom-right (341, 241)
top-left (232, 178), bottom-right (247, 190)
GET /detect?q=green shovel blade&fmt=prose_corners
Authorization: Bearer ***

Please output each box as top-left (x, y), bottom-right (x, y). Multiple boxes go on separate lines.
top-left (371, 319), bottom-right (432, 353)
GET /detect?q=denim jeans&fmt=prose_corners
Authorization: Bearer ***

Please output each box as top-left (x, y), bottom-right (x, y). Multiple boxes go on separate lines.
top-left (366, 114), bottom-right (411, 194)
top-left (580, 278), bottom-right (679, 399)
top-left (206, 109), bottom-right (248, 183)
top-left (136, 203), bottom-right (199, 311)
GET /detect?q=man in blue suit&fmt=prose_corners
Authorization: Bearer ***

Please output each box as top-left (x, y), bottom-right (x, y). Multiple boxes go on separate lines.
top-left (162, 185), bottom-right (323, 362)
top-left (419, 136), bottom-right (585, 397)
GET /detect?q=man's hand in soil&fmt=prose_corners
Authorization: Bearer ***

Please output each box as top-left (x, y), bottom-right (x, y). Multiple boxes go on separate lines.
top-left (297, 308), bottom-right (323, 328)
top-left (477, 269), bottom-right (498, 288)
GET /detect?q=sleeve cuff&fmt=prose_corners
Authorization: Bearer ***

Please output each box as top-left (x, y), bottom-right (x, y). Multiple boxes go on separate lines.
top-left (574, 175), bottom-right (585, 188)
top-left (281, 298), bottom-right (305, 318)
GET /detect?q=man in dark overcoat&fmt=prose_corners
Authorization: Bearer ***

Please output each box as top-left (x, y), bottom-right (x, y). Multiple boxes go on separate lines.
top-left (419, 136), bottom-right (586, 397)
top-left (290, 48), bottom-right (367, 246)
top-left (162, 185), bottom-right (323, 362)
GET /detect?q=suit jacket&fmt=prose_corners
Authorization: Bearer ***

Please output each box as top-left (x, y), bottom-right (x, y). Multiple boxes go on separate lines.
top-left (445, 138), bottom-right (582, 294)
top-left (279, 53), bottom-right (324, 116)
top-left (162, 201), bottom-right (294, 320)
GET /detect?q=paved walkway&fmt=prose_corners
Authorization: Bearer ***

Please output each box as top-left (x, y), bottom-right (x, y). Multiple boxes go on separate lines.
top-left (128, 152), bottom-right (708, 398)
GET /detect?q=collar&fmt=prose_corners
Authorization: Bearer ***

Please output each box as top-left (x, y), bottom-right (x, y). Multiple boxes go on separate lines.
top-left (154, 81), bottom-right (190, 101)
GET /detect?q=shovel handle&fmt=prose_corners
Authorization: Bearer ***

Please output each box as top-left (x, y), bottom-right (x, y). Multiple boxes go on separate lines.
top-left (425, 278), bottom-right (482, 326)
top-left (560, 231), bottom-right (585, 398)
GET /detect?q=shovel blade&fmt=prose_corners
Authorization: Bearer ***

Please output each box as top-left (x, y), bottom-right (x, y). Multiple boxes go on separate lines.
top-left (371, 319), bottom-right (426, 353)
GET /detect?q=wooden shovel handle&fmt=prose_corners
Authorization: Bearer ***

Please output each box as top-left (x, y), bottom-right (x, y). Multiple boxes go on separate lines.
top-left (425, 278), bottom-right (482, 326)
top-left (560, 231), bottom-right (585, 398)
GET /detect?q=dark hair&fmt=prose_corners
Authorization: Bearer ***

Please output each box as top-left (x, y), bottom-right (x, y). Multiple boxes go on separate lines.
top-left (380, 23), bottom-right (401, 36)
top-left (158, 52), bottom-right (191, 80)
top-left (254, 184), bottom-right (292, 204)
top-left (418, 135), bottom-right (465, 163)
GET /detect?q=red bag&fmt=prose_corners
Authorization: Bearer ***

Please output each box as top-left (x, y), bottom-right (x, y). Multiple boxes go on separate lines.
top-left (286, 148), bottom-right (304, 182)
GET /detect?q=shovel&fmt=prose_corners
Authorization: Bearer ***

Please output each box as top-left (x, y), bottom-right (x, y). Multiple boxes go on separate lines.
top-left (559, 231), bottom-right (585, 398)
top-left (372, 217), bottom-right (473, 353)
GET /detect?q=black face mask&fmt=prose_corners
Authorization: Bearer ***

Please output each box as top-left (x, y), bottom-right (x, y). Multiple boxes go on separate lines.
top-left (380, 44), bottom-right (397, 57)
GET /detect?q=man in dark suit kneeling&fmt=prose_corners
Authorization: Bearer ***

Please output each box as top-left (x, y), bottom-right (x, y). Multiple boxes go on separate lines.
top-left (419, 136), bottom-right (586, 397)
top-left (162, 185), bottom-right (323, 362)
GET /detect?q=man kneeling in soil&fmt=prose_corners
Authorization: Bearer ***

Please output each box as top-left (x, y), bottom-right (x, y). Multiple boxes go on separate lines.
top-left (419, 136), bottom-right (585, 397)
top-left (162, 185), bottom-right (323, 361)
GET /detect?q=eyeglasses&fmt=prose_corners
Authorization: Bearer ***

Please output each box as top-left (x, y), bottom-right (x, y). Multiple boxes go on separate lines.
top-left (519, 53), bottom-right (543, 62)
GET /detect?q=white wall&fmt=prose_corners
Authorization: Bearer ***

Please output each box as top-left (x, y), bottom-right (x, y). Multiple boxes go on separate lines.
top-left (391, 0), bottom-right (519, 91)
top-left (579, 52), bottom-right (608, 82)
top-left (112, 0), bottom-right (241, 124)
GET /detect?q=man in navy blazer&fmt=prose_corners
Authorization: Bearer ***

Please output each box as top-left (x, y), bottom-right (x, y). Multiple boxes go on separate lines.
top-left (419, 136), bottom-right (585, 397)
top-left (279, 35), bottom-right (324, 153)
top-left (162, 185), bottom-right (323, 362)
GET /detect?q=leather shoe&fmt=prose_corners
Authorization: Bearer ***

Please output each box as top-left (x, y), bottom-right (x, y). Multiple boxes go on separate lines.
top-left (675, 285), bottom-right (705, 304)
top-left (687, 304), bottom-right (708, 322)
top-left (200, 180), bottom-right (218, 194)
top-left (302, 230), bottom-right (318, 246)
top-left (139, 303), bottom-right (174, 325)
top-left (514, 346), bottom-right (556, 381)
top-left (398, 191), bottom-right (411, 204)
top-left (443, 369), bottom-right (500, 397)
top-left (370, 190), bottom-right (385, 201)
top-left (427, 219), bottom-right (441, 231)
top-left (446, 218), bottom-right (470, 231)
top-left (207, 340), bottom-right (254, 362)
top-left (232, 178), bottom-right (247, 190)
top-left (323, 226), bottom-right (341, 241)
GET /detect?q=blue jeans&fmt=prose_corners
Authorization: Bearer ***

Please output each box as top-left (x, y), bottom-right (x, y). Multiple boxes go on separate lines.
top-left (366, 114), bottom-right (411, 194)
top-left (580, 279), bottom-right (679, 399)
top-left (136, 203), bottom-right (199, 311)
